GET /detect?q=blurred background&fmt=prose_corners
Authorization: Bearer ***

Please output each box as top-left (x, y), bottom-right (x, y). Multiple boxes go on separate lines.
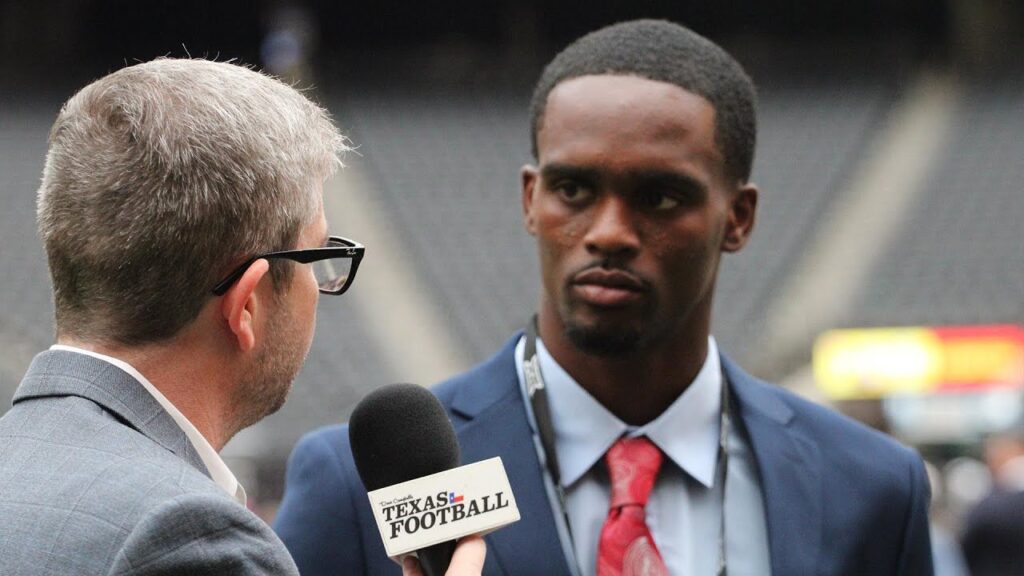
top-left (1, 1), bottom-right (1022, 572)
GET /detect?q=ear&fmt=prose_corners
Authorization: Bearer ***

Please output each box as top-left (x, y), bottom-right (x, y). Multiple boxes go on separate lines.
top-left (521, 165), bottom-right (539, 236)
top-left (722, 182), bottom-right (758, 253)
top-left (220, 259), bottom-right (271, 352)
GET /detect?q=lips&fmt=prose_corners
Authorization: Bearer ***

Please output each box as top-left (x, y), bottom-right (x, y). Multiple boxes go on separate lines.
top-left (570, 268), bottom-right (646, 307)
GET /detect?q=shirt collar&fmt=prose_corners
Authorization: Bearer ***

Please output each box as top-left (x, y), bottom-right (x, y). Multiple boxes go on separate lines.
top-left (526, 336), bottom-right (722, 489)
top-left (49, 344), bottom-right (247, 505)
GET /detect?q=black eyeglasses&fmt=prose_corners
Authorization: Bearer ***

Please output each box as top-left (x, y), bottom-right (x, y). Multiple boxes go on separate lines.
top-left (212, 235), bottom-right (365, 296)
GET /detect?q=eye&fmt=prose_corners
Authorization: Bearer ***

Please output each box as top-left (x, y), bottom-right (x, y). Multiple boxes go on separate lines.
top-left (637, 189), bottom-right (681, 211)
top-left (552, 181), bottom-right (593, 205)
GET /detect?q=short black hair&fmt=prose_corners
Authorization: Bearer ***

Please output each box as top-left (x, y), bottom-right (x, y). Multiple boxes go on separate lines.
top-left (530, 19), bottom-right (758, 183)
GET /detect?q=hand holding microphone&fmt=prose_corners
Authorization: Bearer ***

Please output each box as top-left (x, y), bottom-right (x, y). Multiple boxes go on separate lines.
top-left (349, 383), bottom-right (519, 576)
top-left (401, 535), bottom-right (486, 576)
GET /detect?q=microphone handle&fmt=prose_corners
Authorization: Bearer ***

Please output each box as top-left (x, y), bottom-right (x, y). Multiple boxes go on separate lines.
top-left (418, 539), bottom-right (456, 576)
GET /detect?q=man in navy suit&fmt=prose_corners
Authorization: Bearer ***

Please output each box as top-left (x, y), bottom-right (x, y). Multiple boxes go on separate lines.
top-left (274, 20), bottom-right (933, 575)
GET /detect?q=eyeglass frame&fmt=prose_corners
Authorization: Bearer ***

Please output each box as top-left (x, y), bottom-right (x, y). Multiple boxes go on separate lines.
top-left (211, 235), bottom-right (365, 296)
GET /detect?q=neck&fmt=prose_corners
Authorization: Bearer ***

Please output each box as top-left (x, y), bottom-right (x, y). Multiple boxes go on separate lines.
top-left (537, 309), bottom-right (710, 426)
top-left (58, 330), bottom-right (236, 451)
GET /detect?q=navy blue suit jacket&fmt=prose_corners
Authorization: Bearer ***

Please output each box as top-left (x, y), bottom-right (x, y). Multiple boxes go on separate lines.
top-left (274, 335), bottom-right (934, 575)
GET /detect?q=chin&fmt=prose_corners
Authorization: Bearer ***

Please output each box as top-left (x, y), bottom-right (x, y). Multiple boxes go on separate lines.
top-left (263, 379), bottom-right (293, 415)
top-left (235, 378), bottom-right (292, 430)
top-left (564, 321), bottom-right (645, 357)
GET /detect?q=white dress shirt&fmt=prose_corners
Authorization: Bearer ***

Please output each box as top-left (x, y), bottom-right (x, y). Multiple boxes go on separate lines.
top-left (515, 336), bottom-right (771, 575)
top-left (50, 345), bottom-right (247, 506)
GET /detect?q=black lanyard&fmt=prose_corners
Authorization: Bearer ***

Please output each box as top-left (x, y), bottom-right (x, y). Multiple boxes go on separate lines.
top-left (523, 317), bottom-right (730, 576)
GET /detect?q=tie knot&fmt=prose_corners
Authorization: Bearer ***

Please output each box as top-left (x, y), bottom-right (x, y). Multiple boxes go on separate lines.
top-left (605, 436), bottom-right (663, 509)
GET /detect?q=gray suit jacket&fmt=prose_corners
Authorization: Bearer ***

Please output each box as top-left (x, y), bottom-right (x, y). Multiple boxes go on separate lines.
top-left (0, 350), bottom-right (298, 575)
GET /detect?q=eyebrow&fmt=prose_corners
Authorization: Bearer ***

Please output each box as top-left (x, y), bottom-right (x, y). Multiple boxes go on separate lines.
top-left (539, 163), bottom-right (601, 184)
top-left (631, 170), bottom-right (708, 196)
top-left (541, 163), bottom-right (707, 195)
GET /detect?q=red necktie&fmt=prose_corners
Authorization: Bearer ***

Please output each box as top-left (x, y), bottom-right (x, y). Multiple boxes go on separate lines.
top-left (597, 436), bottom-right (669, 576)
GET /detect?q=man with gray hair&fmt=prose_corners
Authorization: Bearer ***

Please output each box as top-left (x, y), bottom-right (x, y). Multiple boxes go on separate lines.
top-left (0, 58), bottom-right (483, 575)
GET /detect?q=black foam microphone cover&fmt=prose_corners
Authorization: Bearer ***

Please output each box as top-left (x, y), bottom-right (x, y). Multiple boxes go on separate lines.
top-left (349, 383), bottom-right (461, 576)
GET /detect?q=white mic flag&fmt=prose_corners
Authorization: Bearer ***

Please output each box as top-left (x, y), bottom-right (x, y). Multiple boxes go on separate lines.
top-left (365, 457), bottom-right (521, 558)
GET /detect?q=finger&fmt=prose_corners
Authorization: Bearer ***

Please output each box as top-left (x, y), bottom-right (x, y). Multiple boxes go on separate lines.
top-left (401, 555), bottom-right (423, 576)
top-left (446, 535), bottom-right (487, 575)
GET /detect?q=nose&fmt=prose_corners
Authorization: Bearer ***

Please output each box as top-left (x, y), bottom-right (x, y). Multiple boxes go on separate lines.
top-left (583, 195), bottom-right (640, 260)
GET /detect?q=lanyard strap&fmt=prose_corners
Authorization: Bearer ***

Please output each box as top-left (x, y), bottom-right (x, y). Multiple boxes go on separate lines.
top-left (523, 318), bottom-right (575, 550)
top-left (523, 316), bottom-right (730, 576)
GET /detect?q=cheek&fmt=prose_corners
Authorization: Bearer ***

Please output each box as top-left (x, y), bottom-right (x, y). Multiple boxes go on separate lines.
top-left (559, 218), bottom-right (587, 246)
top-left (298, 271), bottom-right (319, 325)
top-left (306, 279), bottom-right (320, 314)
top-left (547, 231), bottom-right (589, 290)
top-left (649, 220), bottom-right (722, 282)
top-left (536, 211), bottom-right (582, 257)
top-left (301, 263), bottom-right (320, 292)
top-left (534, 216), bottom-right (585, 296)
top-left (541, 201), bottom-right (589, 245)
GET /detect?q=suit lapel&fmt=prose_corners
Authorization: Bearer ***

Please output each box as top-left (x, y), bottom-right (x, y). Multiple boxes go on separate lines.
top-left (446, 339), bottom-right (574, 576)
top-left (14, 350), bottom-right (209, 477)
top-left (442, 343), bottom-right (824, 575)
top-left (724, 355), bottom-right (822, 575)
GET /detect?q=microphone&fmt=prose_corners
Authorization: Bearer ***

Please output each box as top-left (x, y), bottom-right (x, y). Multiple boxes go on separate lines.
top-left (349, 383), bottom-right (519, 576)
top-left (349, 383), bottom-right (461, 576)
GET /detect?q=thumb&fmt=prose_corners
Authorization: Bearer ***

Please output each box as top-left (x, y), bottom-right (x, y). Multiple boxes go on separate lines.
top-left (446, 535), bottom-right (487, 575)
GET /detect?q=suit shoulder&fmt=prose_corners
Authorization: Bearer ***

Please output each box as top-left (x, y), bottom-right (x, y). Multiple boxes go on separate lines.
top-left (770, 382), bottom-right (917, 460)
top-left (723, 353), bottom-right (922, 472)
top-left (279, 424), bottom-right (367, 505)
top-left (292, 424), bottom-right (351, 460)
top-left (0, 398), bottom-right (258, 574)
top-left (0, 395), bottom-right (225, 498)
top-left (276, 426), bottom-right (390, 575)
top-left (110, 492), bottom-right (297, 575)
top-left (722, 353), bottom-right (902, 451)
top-left (432, 334), bottom-right (520, 405)
top-left (737, 375), bottom-right (926, 497)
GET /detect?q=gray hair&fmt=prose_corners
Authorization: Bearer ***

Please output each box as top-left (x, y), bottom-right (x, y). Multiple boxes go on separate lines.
top-left (37, 58), bottom-right (349, 345)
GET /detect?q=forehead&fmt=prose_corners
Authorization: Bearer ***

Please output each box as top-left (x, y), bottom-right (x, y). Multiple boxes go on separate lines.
top-left (537, 75), bottom-right (722, 175)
